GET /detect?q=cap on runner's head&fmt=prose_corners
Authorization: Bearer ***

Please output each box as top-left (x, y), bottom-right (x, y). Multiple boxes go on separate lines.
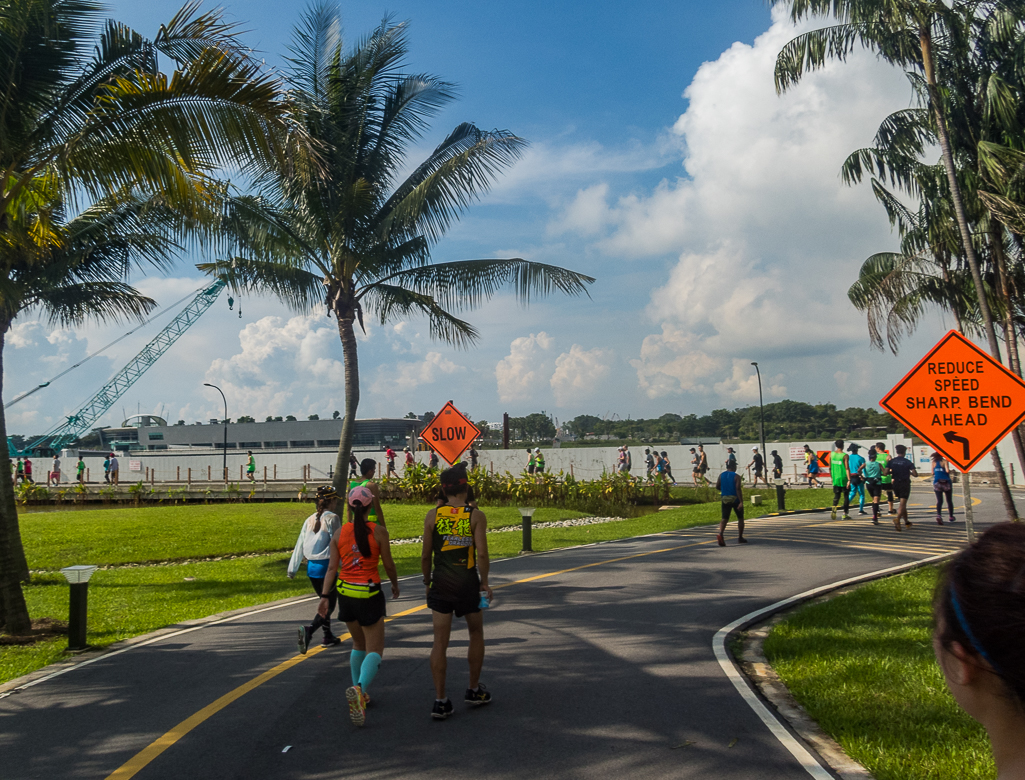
top-left (727, 447), bottom-right (734, 452)
top-left (403, 446), bottom-right (409, 451)
top-left (347, 486), bottom-right (373, 507)
top-left (689, 447), bottom-right (695, 452)
top-left (848, 443), bottom-right (860, 452)
top-left (771, 450), bottom-right (778, 456)
top-left (440, 463), bottom-right (469, 488)
top-left (752, 446), bottom-right (758, 451)
top-left (315, 485), bottom-right (339, 501)
top-left (535, 447), bottom-right (541, 453)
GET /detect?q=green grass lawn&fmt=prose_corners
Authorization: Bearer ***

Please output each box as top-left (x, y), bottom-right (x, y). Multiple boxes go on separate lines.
top-left (2, 488), bottom-right (834, 686)
top-left (763, 567), bottom-right (994, 780)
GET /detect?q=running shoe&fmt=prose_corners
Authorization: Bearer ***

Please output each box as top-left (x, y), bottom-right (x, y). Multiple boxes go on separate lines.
top-left (936, 516), bottom-right (943, 526)
top-left (843, 514), bottom-right (852, 521)
top-left (321, 635), bottom-right (342, 648)
top-left (431, 698), bottom-right (454, 720)
top-left (830, 507), bottom-right (837, 520)
top-left (905, 520), bottom-right (913, 529)
top-left (465, 684), bottom-right (492, 706)
top-left (872, 516), bottom-right (879, 525)
top-left (949, 515), bottom-right (956, 523)
top-left (737, 536), bottom-right (748, 544)
top-left (716, 533), bottom-right (725, 547)
top-left (346, 685), bottom-right (366, 727)
top-left (297, 626), bottom-right (312, 655)
top-left (362, 691), bottom-right (371, 708)
top-left (858, 510), bottom-right (867, 516)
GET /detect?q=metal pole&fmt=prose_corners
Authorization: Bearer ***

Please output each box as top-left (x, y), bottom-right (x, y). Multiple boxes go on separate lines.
top-left (204, 383), bottom-right (227, 482)
top-left (522, 516), bottom-right (532, 552)
top-left (751, 362), bottom-right (766, 470)
top-left (68, 583), bottom-right (89, 651)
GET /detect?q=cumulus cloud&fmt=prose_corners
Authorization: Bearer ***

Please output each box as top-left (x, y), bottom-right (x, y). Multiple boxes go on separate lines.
top-left (495, 332), bottom-right (554, 403)
top-left (550, 344), bottom-right (612, 405)
top-left (714, 359), bottom-right (788, 402)
top-left (631, 324), bottom-right (726, 399)
top-left (372, 352), bottom-right (464, 395)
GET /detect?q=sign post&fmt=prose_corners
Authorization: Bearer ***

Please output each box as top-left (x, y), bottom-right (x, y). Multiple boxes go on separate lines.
top-left (880, 330), bottom-right (1025, 536)
top-left (419, 401), bottom-right (481, 466)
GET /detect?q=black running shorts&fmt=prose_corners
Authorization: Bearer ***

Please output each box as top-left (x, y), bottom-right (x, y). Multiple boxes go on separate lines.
top-left (720, 498), bottom-right (744, 521)
top-left (337, 590), bottom-right (386, 627)
top-left (867, 480), bottom-right (882, 498)
top-left (427, 588), bottom-right (480, 618)
top-left (893, 482), bottom-right (911, 500)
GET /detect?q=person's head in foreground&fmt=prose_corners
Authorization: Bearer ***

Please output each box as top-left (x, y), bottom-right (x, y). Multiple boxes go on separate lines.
top-left (934, 523), bottom-right (1025, 778)
top-left (440, 463), bottom-right (469, 498)
top-left (726, 460), bottom-right (737, 472)
top-left (895, 444), bottom-right (907, 456)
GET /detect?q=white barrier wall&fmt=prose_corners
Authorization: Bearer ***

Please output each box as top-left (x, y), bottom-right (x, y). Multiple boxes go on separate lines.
top-left (59, 434), bottom-right (912, 484)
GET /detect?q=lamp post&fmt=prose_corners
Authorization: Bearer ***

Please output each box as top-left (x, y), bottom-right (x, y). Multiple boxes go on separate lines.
top-left (60, 565), bottom-right (97, 651)
top-left (204, 383), bottom-right (227, 482)
top-left (518, 506), bottom-right (536, 553)
top-left (751, 362), bottom-right (766, 476)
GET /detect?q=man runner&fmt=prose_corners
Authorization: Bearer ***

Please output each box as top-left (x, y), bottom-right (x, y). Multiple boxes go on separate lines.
top-left (748, 447), bottom-right (768, 487)
top-left (644, 448), bottom-right (655, 478)
top-left (770, 450), bottom-right (783, 481)
top-left (76, 456), bottom-right (85, 484)
top-left (385, 447), bottom-right (397, 478)
top-left (715, 461), bottom-right (747, 546)
top-left (246, 450), bottom-right (256, 482)
top-left (697, 445), bottom-right (709, 486)
top-left (886, 444), bottom-right (918, 531)
top-left (422, 465), bottom-right (493, 719)
top-left (875, 442), bottom-right (896, 515)
top-left (847, 443), bottom-right (866, 515)
top-left (350, 458), bottom-right (386, 528)
top-left (829, 439), bottom-right (851, 520)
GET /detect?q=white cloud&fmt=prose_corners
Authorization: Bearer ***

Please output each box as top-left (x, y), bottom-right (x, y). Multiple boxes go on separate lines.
top-left (372, 351), bottom-right (464, 394)
top-left (495, 332), bottom-right (554, 403)
top-left (714, 359), bottom-right (788, 402)
top-left (550, 344), bottom-right (612, 405)
top-left (631, 324), bottom-right (726, 399)
top-left (549, 183), bottom-right (612, 237)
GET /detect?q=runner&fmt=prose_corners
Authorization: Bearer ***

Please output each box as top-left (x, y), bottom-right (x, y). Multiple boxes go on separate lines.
top-left (291, 486), bottom-right (344, 651)
top-left (246, 451), bottom-right (256, 483)
top-left (534, 448), bottom-right (546, 478)
top-left (660, 451), bottom-right (676, 485)
top-left (644, 448), bottom-right (655, 479)
top-left (864, 449), bottom-right (883, 525)
top-left (931, 452), bottom-right (955, 525)
top-left (875, 442), bottom-right (896, 514)
top-left (846, 443), bottom-right (866, 515)
top-left (829, 440), bottom-right (851, 520)
top-left (429, 450), bottom-right (440, 470)
top-left (885, 444), bottom-right (917, 531)
top-left (725, 447), bottom-right (737, 470)
top-left (385, 447), bottom-right (397, 478)
top-left (770, 449), bottom-right (783, 481)
top-left (109, 452), bottom-right (119, 485)
top-left (747, 447), bottom-right (768, 488)
top-left (715, 460), bottom-right (747, 546)
top-left (349, 458), bottom-right (386, 528)
top-left (15, 457), bottom-right (25, 484)
top-left (622, 445), bottom-right (632, 474)
top-left (806, 446), bottom-right (822, 487)
top-left (525, 448), bottom-right (535, 476)
top-left (49, 454), bottom-right (60, 486)
top-left (318, 485), bottom-right (400, 727)
top-left (103, 453), bottom-right (110, 484)
top-left (696, 445), bottom-right (709, 486)
top-left (689, 448), bottom-right (700, 486)
top-left (933, 523), bottom-right (1025, 780)
top-left (76, 456), bottom-right (85, 485)
top-left (349, 453), bottom-right (359, 478)
top-left (422, 465), bottom-right (493, 719)
top-left (23, 457), bottom-right (32, 484)
top-left (469, 446), bottom-right (478, 471)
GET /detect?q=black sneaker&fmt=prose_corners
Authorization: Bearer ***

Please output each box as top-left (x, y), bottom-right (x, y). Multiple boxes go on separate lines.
top-left (432, 698), bottom-right (454, 719)
top-left (297, 626), bottom-right (312, 655)
top-left (737, 536), bottom-right (748, 544)
top-left (321, 635), bottom-right (342, 648)
top-left (464, 684), bottom-right (492, 706)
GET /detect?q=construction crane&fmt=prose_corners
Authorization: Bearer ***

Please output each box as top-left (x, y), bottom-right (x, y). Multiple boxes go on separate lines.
top-left (8, 279), bottom-right (227, 457)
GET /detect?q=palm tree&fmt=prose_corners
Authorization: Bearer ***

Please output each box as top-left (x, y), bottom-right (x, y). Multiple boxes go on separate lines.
top-left (200, 7), bottom-right (595, 491)
top-left (0, 0), bottom-right (304, 634)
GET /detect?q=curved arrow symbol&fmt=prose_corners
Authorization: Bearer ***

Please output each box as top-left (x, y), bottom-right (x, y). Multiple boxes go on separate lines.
top-left (943, 430), bottom-right (970, 462)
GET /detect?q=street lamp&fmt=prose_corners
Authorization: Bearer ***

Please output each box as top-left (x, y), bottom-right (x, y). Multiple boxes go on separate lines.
top-left (518, 506), bottom-right (536, 553)
top-left (751, 362), bottom-right (766, 475)
top-left (204, 383), bottom-right (227, 482)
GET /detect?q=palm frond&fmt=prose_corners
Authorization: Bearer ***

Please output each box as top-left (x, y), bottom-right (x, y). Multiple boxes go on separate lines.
top-left (27, 280), bottom-right (156, 328)
top-left (360, 282), bottom-right (479, 347)
top-left (197, 257), bottom-right (323, 313)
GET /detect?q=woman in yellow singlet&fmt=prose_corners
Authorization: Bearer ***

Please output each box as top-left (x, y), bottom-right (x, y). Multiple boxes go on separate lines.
top-left (317, 485), bottom-right (400, 727)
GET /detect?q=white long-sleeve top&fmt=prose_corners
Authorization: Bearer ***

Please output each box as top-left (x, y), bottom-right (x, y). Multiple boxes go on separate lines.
top-left (287, 510), bottom-right (341, 577)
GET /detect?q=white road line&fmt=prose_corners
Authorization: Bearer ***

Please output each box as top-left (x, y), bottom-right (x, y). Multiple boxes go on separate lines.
top-left (712, 551), bottom-right (955, 780)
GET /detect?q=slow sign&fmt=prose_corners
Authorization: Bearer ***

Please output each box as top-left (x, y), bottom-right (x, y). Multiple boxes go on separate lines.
top-left (419, 401), bottom-right (480, 466)
top-left (879, 330), bottom-right (1025, 471)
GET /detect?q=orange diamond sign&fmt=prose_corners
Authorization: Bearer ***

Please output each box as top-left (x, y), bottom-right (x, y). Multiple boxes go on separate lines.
top-left (880, 330), bottom-right (1025, 471)
top-left (419, 401), bottom-right (480, 466)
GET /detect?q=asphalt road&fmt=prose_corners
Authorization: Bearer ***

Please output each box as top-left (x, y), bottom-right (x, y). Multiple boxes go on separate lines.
top-left (1, 487), bottom-right (1006, 780)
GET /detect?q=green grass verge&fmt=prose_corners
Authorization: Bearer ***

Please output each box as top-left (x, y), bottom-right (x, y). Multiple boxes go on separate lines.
top-left (2, 488), bottom-right (834, 686)
top-left (762, 567), bottom-right (993, 780)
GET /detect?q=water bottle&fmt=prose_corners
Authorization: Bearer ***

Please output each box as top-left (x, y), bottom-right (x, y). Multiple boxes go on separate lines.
top-left (479, 591), bottom-right (490, 609)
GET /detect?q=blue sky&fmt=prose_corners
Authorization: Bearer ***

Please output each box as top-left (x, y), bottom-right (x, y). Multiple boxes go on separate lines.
top-left (5, 1), bottom-right (948, 434)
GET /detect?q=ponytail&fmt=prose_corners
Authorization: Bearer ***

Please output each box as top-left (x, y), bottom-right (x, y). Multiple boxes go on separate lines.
top-left (351, 501), bottom-right (372, 557)
top-left (312, 497), bottom-right (330, 534)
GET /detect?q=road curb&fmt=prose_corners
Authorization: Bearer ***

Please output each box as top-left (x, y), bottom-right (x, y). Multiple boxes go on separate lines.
top-left (714, 552), bottom-right (959, 780)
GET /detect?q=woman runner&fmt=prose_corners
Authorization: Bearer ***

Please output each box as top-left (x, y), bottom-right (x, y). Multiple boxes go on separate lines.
top-left (933, 523), bottom-right (1025, 779)
top-left (931, 452), bottom-right (956, 525)
top-left (864, 449), bottom-right (883, 525)
top-left (318, 486), bottom-right (400, 727)
top-left (291, 486), bottom-right (344, 651)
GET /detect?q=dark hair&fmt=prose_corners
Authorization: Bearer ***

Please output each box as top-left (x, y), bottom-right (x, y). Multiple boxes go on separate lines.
top-left (726, 462), bottom-right (737, 471)
top-left (868, 450), bottom-right (877, 461)
top-left (834, 439), bottom-right (844, 449)
top-left (935, 523), bottom-right (1025, 707)
top-left (876, 441), bottom-right (887, 450)
top-left (313, 497), bottom-right (331, 534)
top-left (360, 458), bottom-right (376, 477)
top-left (349, 499), bottom-right (372, 557)
top-left (895, 444), bottom-right (907, 456)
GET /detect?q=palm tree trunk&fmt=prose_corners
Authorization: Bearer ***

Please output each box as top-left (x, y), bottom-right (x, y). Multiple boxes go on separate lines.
top-left (991, 228), bottom-right (1025, 483)
top-left (921, 25), bottom-right (1018, 520)
top-left (0, 327), bottom-right (32, 633)
top-left (332, 312), bottom-right (360, 493)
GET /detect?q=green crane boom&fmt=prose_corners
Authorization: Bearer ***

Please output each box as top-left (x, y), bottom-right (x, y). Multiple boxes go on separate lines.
top-left (9, 279), bottom-right (226, 457)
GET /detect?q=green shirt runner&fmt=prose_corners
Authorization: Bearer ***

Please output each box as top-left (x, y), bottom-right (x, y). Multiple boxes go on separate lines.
top-left (830, 451), bottom-right (847, 486)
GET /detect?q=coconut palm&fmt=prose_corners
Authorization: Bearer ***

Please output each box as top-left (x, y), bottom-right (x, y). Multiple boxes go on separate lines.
top-left (0, 0), bottom-right (303, 633)
top-left (199, 8), bottom-right (595, 490)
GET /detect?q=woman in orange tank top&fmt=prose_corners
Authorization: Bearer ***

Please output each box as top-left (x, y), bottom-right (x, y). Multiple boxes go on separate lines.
top-left (318, 486), bottom-right (399, 727)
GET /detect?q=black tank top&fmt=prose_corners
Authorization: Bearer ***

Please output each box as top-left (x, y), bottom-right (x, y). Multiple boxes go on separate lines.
top-left (430, 504), bottom-right (479, 598)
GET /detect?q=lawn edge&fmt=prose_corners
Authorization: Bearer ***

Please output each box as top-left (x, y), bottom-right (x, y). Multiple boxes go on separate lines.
top-left (725, 554), bottom-right (958, 780)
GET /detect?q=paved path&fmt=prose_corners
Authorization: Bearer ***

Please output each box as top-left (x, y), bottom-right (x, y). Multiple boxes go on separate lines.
top-left (0, 487), bottom-right (1004, 780)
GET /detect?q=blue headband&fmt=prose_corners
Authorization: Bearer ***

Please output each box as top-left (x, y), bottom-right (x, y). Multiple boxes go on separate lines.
top-left (950, 588), bottom-right (1001, 673)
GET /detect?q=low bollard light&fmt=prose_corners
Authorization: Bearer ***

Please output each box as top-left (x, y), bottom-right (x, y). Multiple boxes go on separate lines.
top-left (60, 565), bottom-right (97, 651)
top-left (774, 477), bottom-right (786, 512)
top-left (518, 507), bottom-right (536, 553)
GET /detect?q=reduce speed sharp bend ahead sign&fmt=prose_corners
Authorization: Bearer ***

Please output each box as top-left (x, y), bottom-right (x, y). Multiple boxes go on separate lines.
top-left (880, 330), bottom-right (1025, 471)
top-left (419, 401), bottom-right (481, 466)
